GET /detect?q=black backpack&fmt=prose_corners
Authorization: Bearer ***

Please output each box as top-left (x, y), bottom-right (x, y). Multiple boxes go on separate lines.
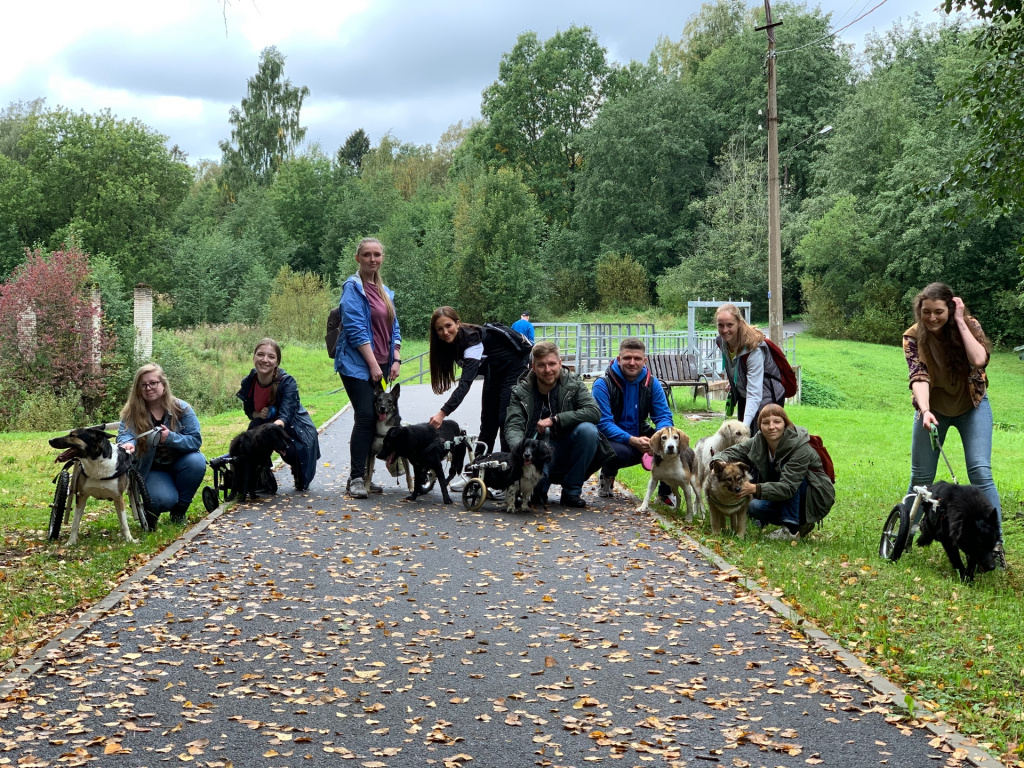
top-left (326, 307), bottom-right (341, 359)
top-left (483, 322), bottom-right (532, 354)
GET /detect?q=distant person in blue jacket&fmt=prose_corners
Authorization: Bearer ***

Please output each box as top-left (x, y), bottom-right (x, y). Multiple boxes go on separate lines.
top-left (334, 238), bottom-right (402, 499)
top-left (592, 338), bottom-right (675, 505)
top-left (511, 311), bottom-right (535, 343)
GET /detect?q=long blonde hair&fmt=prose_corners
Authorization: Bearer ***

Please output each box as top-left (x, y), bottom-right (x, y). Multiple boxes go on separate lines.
top-left (716, 303), bottom-right (764, 353)
top-left (358, 238), bottom-right (395, 328)
top-left (120, 363), bottom-right (183, 451)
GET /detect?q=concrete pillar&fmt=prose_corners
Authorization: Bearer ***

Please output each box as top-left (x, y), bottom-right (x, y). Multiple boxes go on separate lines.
top-left (134, 283), bottom-right (153, 360)
top-left (16, 307), bottom-right (36, 358)
top-left (90, 285), bottom-right (102, 372)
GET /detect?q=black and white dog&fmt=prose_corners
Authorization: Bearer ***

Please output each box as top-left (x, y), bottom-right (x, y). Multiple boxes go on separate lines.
top-left (377, 424), bottom-right (453, 504)
top-left (917, 481), bottom-right (1001, 582)
top-left (229, 422), bottom-right (291, 502)
top-left (507, 438), bottom-right (553, 513)
top-left (49, 428), bottom-right (136, 545)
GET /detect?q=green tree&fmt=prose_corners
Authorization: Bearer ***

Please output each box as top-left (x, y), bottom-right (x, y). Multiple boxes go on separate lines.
top-left (477, 26), bottom-right (612, 225)
top-left (269, 147), bottom-right (335, 272)
top-left (454, 168), bottom-right (543, 323)
top-left (337, 128), bottom-right (370, 173)
top-left (654, 0), bottom-right (749, 79)
top-left (219, 46), bottom-right (310, 197)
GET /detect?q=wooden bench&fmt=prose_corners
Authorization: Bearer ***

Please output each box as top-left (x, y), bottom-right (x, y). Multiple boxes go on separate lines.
top-left (647, 352), bottom-right (711, 411)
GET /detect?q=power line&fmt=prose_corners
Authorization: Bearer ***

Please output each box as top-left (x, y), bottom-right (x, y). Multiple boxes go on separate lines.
top-left (776, 0), bottom-right (892, 55)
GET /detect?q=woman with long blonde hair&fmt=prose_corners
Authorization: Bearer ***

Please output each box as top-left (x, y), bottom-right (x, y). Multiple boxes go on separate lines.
top-left (714, 303), bottom-right (786, 433)
top-left (117, 363), bottom-right (206, 527)
top-left (333, 238), bottom-right (402, 498)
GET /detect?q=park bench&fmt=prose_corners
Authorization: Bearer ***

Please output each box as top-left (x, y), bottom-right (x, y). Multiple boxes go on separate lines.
top-left (647, 352), bottom-right (711, 411)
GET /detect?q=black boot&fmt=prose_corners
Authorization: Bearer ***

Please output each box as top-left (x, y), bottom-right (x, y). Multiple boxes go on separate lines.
top-left (290, 462), bottom-right (307, 492)
top-left (169, 502), bottom-right (189, 525)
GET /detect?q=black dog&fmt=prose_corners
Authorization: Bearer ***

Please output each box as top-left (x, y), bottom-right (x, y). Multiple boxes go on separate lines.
top-left (229, 423), bottom-right (291, 502)
top-left (916, 481), bottom-right (1000, 582)
top-left (436, 419), bottom-right (468, 483)
top-left (377, 424), bottom-right (453, 504)
top-left (507, 439), bottom-right (553, 513)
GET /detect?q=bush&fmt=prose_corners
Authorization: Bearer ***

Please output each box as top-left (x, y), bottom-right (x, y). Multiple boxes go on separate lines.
top-left (9, 389), bottom-right (87, 431)
top-left (266, 266), bottom-right (334, 345)
top-left (801, 278), bottom-right (847, 340)
top-left (596, 252), bottom-right (651, 310)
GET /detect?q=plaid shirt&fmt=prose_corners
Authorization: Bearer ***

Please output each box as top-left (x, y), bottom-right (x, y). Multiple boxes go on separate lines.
top-left (902, 319), bottom-right (988, 411)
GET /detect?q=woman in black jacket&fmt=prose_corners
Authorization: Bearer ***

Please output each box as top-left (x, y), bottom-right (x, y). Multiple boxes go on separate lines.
top-left (237, 338), bottom-right (321, 492)
top-left (428, 306), bottom-right (531, 456)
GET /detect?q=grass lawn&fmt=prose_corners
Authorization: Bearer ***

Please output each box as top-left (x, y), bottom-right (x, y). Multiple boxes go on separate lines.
top-left (0, 336), bottom-right (426, 669)
top-left (620, 336), bottom-right (1024, 762)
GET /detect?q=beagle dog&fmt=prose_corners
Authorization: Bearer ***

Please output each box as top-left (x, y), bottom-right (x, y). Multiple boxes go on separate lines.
top-left (637, 427), bottom-right (702, 521)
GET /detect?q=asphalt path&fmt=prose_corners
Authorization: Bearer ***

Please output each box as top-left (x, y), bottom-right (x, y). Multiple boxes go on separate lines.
top-left (0, 384), bottom-right (971, 767)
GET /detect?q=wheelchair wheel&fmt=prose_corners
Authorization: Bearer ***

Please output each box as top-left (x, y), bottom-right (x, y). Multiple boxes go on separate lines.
top-left (202, 486), bottom-right (220, 513)
top-left (879, 500), bottom-right (912, 562)
top-left (49, 470), bottom-right (70, 541)
top-left (129, 468), bottom-right (156, 532)
top-left (462, 478), bottom-right (486, 511)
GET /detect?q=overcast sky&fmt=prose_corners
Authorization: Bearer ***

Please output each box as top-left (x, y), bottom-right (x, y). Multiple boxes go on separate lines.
top-left (2, 0), bottom-right (949, 164)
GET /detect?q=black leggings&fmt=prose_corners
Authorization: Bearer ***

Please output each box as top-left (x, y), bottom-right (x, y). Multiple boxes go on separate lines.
top-left (341, 375), bottom-right (377, 477)
top-left (481, 358), bottom-right (528, 453)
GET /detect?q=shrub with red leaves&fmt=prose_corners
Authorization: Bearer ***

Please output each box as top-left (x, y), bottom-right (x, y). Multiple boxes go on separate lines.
top-left (0, 248), bottom-right (114, 415)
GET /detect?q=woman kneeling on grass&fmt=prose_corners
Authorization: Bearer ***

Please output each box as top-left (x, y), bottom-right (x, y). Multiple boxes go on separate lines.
top-left (118, 363), bottom-right (207, 527)
top-left (717, 404), bottom-right (835, 541)
top-left (238, 338), bottom-right (321, 492)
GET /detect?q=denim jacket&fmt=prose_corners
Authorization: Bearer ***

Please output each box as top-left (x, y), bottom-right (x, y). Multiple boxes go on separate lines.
top-left (334, 274), bottom-right (401, 380)
top-left (116, 399), bottom-right (204, 479)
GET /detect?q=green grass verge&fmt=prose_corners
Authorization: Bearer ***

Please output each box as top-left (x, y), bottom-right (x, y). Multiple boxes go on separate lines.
top-left (620, 336), bottom-right (1024, 761)
top-left (0, 337), bottom-right (425, 666)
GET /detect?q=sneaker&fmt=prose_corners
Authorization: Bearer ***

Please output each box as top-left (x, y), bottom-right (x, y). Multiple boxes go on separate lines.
top-left (598, 473), bottom-right (614, 498)
top-left (994, 541), bottom-right (1007, 570)
top-left (767, 527), bottom-right (799, 541)
top-left (450, 474), bottom-right (469, 492)
top-left (658, 493), bottom-right (675, 508)
top-left (560, 493), bottom-right (587, 509)
top-left (369, 480), bottom-right (383, 493)
top-left (491, 489), bottom-right (505, 502)
top-left (348, 477), bottom-right (368, 499)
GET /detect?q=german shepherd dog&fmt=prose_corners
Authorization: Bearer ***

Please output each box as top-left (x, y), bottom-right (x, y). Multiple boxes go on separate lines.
top-left (49, 428), bottom-right (136, 545)
top-left (705, 459), bottom-right (753, 536)
top-left (638, 427), bottom-right (701, 521)
top-left (229, 423), bottom-right (291, 502)
top-left (364, 382), bottom-right (413, 492)
top-left (917, 481), bottom-right (1001, 582)
top-left (507, 438), bottom-right (553, 513)
top-left (377, 424), bottom-right (453, 504)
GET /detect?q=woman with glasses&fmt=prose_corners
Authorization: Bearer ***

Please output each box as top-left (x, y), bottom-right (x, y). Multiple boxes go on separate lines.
top-left (117, 363), bottom-right (206, 527)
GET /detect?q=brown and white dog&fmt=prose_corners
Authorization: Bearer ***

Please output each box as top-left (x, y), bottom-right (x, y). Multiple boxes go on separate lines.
top-left (49, 428), bottom-right (136, 545)
top-left (693, 419), bottom-right (751, 493)
top-left (705, 458), bottom-right (752, 536)
top-left (637, 427), bottom-right (702, 521)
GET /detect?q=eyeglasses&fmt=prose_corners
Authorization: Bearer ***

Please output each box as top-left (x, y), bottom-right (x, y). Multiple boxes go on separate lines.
top-left (140, 381), bottom-right (163, 390)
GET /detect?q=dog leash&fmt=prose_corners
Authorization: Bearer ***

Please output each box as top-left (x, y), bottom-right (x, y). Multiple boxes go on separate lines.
top-left (929, 424), bottom-right (958, 484)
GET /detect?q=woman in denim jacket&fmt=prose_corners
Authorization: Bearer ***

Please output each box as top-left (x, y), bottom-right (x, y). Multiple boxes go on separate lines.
top-left (117, 363), bottom-right (206, 527)
top-left (334, 238), bottom-right (401, 498)
top-left (903, 282), bottom-right (1002, 548)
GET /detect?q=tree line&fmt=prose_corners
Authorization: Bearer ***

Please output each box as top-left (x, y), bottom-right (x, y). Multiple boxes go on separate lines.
top-left (1, 1), bottom-right (1022, 348)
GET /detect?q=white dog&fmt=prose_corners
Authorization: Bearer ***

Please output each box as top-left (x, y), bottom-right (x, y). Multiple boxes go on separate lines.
top-left (693, 419), bottom-right (751, 494)
top-left (637, 427), bottom-right (702, 521)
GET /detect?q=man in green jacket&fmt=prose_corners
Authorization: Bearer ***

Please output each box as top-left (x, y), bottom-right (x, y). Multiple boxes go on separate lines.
top-left (504, 342), bottom-right (615, 507)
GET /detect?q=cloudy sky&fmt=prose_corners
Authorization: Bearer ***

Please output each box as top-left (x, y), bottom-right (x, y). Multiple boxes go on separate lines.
top-left (2, 0), bottom-right (949, 164)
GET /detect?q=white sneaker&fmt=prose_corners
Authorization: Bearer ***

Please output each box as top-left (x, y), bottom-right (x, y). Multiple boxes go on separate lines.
top-left (598, 473), bottom-right (614, 498)
top-left (490, 489), bottom-right (505, 502)
top-left (767, 527), bottom-right (798, 541)
top-left (450, 474), bottom-right (469, 492)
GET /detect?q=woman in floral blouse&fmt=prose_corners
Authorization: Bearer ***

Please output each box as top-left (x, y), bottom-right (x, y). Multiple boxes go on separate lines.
top-left (903, 282), bottom-right (1002, 544)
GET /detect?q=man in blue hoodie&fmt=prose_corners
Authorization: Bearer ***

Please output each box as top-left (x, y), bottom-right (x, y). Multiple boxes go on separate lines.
top-left (592, 338), bottom-right (675, 505)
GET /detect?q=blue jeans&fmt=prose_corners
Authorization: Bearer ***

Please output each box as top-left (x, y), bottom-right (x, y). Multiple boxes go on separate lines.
top-left (748, 478), bottom-right (808, 532)
top-left (909, 395), bottom-right (1002, 530)
top-left (541, 422), bottom-right (599, 498)
top-left (145, 452), bottom-right (208, 512)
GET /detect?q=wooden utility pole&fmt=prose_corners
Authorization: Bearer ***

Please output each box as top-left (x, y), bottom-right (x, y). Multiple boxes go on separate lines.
top-left (756, 0), bottom-right (783, 345)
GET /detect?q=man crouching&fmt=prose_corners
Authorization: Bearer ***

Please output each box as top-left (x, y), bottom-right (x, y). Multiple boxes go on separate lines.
top-left (504, 342), bottom-right (614, 508)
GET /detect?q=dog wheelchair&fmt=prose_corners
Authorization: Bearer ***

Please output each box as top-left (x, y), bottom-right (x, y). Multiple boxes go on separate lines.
top-left (417, 433), bottom-right (486, 495)
top-left (48, 428), bottom-right (157, 541)
top-left (460, 454), bottom-right (513, 512)
top-left (202, 454), bottom-right (278, 512)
